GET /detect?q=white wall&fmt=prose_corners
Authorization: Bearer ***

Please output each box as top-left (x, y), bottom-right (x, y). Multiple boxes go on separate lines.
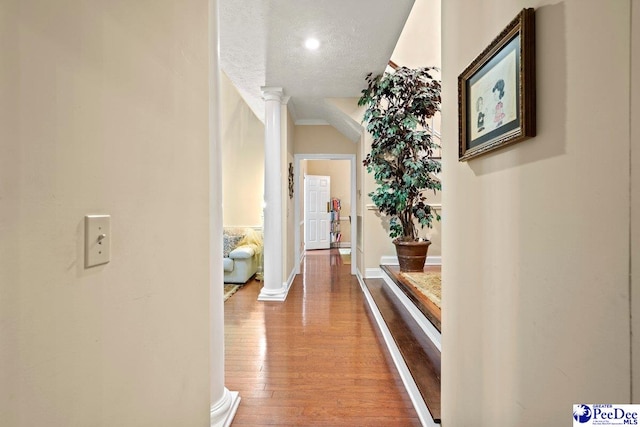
top-left (0, 1), bottom-right (211, 425)
top-left (442, 1), bottom-right (635, 424)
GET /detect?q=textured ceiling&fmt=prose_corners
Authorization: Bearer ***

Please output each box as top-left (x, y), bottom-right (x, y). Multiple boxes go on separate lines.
top-left (220, 0), bottom-right (415, 141)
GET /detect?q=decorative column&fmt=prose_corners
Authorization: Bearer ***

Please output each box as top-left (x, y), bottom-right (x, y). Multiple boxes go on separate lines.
top-left (259, 86), bottom-right (287, 301)
top-left (209, 1), bottom-right (240, 425)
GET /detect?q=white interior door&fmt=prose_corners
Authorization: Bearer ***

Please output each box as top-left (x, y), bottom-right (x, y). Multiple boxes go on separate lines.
top-left (304, 175), bottom-right (330, 250)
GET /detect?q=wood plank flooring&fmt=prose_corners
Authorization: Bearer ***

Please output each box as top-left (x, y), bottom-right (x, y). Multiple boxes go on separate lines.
top-left (224, 249), bottom-right (421, 426)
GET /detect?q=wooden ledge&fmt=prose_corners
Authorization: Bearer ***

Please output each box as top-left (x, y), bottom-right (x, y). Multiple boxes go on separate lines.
top-left (363, 277), bottom-right (441, 423)
top-left (381, 265), bottom-right (441, 332)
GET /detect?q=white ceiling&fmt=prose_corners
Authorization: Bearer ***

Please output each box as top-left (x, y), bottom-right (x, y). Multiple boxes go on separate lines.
top-left (219, 0), bottom-right (415, 141)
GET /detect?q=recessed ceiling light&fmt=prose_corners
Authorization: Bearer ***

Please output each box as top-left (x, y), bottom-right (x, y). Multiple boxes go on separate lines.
top-left (304, 38), bottom-right (320, 50)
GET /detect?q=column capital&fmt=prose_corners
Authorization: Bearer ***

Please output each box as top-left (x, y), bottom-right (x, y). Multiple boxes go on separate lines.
top-left (260, 86), bottom-right (284, 102)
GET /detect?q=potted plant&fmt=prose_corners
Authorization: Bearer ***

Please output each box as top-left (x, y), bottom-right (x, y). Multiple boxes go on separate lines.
top-left (359, 66), bottom-right (442, 272)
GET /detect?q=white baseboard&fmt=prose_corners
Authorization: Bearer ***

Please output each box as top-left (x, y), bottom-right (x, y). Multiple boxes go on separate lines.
top-left (365, 268), bottom-right (382, 279)
top-left (355, 273), bottom-right (438, 427)
top-left (380, 255), bottom-right (442, 266)
top-left (426, 256), bottom-right (442, 266)
top-left (223, 225), bottom-right (262, 231)
top-left (295, 249), bottom-right (305, 275)
top-left (285, 266), bottom-right (296, 292)
top-left (380, 256), bottom-right (397, 265)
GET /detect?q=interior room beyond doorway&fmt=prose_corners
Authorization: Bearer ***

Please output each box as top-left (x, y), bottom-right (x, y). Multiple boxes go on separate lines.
top-left (294, 154), bottom-right (357, 276)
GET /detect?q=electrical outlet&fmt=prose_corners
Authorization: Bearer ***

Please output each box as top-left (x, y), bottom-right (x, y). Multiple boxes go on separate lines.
top-left (85, 215), bottom-right (110, 268)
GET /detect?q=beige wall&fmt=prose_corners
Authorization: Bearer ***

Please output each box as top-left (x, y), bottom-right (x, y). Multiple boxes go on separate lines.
top-left (632, 0), bottom-right (640, 401)
top-left (442, 1), bottom-right (634, 424)
top-left (221, 72), bottom-right (264, 227)
top-left (307, 160), bottom-right (352, 244)
top-left (284, 108), bottom-right (296, 281)
top-left (361, 132), bottom-right (397, 270)
top-left (356, 134), bottom-right (366, 275)
top-left (0, 1), bottom-right (210, 425)
top-left (295, 125), bottom-right (358, 155)
top-left (298, 159), bottom-right (309, 257)
top-left (391, 0), bottom-right (442, 136)
top-left (391, 0), bottom-right (441, 70)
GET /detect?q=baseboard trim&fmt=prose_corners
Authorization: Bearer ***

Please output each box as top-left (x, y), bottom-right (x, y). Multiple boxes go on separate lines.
top-left (356, 273), bottom-right (438, 427)
top-left (427, 256), bottom-right (442, 266)
top-left (380, 255), bottom-right (442, 266)
top-left (210, 388), bottom-right (240, 427)
top-left (365, 268), bottom-right (382, 279)
top-left (223, 225), bottom-right (262, 231)
top-left (295, 249), bottom-right (305, 275)
top-left (285, 266), bottom-right (296, 293)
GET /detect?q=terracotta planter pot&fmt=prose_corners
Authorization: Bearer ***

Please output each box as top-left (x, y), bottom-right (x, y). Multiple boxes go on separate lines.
top-left (393, 239), bottom-right (431, 272)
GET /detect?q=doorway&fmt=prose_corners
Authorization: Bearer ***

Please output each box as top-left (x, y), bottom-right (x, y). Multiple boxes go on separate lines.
top-left (294, 154), bottom-right (357, 276)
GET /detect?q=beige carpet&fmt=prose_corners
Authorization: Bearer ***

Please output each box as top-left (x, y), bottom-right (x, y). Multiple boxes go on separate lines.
top-left (399, 272), bottom-right (441, 308)
top-left (223, 284), bottom-right (241, 302)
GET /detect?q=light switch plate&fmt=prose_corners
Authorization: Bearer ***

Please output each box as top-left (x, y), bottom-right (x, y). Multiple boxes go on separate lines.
top-left (85, 215), bottom-right (110, 268)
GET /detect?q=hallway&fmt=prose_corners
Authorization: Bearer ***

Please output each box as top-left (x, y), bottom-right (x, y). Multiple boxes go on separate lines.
top-left (224, 249), bottom-right (421, 426)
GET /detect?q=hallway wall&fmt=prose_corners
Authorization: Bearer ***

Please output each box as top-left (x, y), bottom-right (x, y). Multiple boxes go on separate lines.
top-left (631, 0), bottom-right (640, 400)
top-left (221, 72), bottom-right (264, 227)
top-left (295, 125), bottom-right (357, 155)
top-left (0, 1), bottom-right (211, 425)
top-left (284, 108), bottom-right (296, 285)
top-left (442, 1), bottom-right (635, 424)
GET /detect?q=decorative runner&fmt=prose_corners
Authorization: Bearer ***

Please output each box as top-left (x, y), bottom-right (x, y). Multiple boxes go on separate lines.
top-left (223, 284), bottom-right (241, 302)
top-left (399, 272), bottom-right (441, 309)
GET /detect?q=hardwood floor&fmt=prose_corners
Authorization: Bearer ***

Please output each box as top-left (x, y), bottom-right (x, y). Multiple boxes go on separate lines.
top-left (224, 249), bottom-right (421, 426)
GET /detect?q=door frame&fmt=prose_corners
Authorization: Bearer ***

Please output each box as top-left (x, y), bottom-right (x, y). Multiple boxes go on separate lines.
top-left (294, 153), bottom-right (357, 276)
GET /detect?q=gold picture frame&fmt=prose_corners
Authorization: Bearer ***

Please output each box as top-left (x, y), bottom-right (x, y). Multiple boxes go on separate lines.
top-left (458, 8), bottom-right (536, 161)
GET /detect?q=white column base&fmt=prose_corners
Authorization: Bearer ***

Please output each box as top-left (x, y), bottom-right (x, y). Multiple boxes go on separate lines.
top-left (210, 388), bottom-right (240, 427)
top-left (258, 282), bottom-right (289, 301)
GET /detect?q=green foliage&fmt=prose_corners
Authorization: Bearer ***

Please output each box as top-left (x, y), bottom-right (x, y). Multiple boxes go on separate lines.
top-left (359, 66), bottom-right (442, 241)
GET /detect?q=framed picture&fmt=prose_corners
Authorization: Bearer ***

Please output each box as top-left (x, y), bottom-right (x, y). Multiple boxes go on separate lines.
top-left (458, 8), bottom-right (536, 161)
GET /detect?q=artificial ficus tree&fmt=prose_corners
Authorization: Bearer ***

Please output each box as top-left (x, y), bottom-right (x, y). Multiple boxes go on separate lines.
top-left (359, 66), bottom-right (442, 241)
